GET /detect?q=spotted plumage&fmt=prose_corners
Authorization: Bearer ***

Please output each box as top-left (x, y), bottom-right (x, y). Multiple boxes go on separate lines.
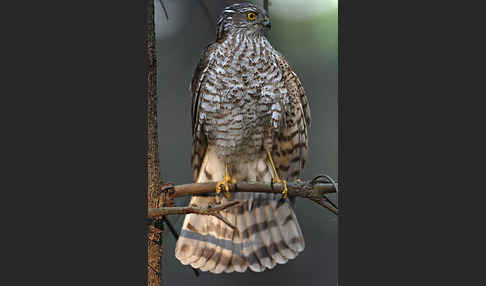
top-left (176, 2), bottom-right (311, 273)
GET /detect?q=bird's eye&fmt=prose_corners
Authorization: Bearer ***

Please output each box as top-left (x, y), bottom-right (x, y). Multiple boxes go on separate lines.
top-left (247, 12), bottom-right (257, 21)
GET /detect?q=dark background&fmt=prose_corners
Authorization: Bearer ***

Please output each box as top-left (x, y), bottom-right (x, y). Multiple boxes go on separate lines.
top-left (156, 0), bottom-right (338, 285)
top-left (3, 0), bottom-right (469, 285)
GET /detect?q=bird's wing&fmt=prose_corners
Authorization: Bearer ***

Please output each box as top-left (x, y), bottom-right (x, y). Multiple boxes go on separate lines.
top-left (190, 43), bottom-right (218, 182)
top-left (272, 53), bottom-right (311, 180)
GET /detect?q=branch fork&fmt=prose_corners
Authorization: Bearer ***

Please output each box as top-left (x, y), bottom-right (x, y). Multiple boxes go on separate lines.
top-left (148, 176), bottom-right (339, 225)
top-left (148, 200), bottom-right (240, 229)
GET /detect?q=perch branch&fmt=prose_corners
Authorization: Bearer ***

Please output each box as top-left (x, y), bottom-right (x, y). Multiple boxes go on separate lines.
top-left (150, 179), bottom-right (338, 217)
top-left (148, 201), bottom-right (240, 229)
top-left (172, 181), bottom-right (336, 198)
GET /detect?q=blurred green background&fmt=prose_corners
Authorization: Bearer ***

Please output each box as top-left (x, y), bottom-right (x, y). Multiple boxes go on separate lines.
top-left (156, 1), bottom-right (337, 285)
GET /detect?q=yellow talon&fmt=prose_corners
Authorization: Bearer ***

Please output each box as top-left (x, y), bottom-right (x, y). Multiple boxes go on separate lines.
top-left (276, 178), bottom-right (288, 199)
top-left (265, 147), bottom-right (288, 199)
top-left (216, 164), bottom-right (235, 198)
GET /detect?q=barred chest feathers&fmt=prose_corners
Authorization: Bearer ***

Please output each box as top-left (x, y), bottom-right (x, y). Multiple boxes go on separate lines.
top-left (198, 33), bottom-right (288, 163)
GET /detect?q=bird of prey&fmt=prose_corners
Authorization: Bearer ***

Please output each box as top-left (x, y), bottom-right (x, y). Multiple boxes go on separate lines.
top-left (175, 2), bottom-right (311, 273)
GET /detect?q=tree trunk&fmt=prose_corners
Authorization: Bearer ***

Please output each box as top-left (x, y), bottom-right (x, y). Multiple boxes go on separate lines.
top-left (147, 0), bottom-right (164, 285)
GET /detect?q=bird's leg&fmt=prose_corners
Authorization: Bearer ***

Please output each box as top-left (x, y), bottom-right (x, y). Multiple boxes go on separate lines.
top-left (265, 147), bottom-right (288, 199)
top-left (216, 163), bottom-right (236, 198)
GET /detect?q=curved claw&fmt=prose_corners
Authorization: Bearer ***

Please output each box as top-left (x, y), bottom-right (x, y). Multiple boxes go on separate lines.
top-left (216, 165), bottom-right (236, 198)
top-left (215, 182), bottom-right (224, 195)
top-left (224, 176), bottom-right (237, 198)
top-left (224, 179), bottom-right (231, 198)
top-left (274, 178), bottom-right (288, 199)
top-left (281, 179), bottom-right (288, 199)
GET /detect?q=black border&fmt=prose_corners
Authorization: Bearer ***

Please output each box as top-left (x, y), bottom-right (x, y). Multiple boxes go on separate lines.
top-left (5, 0), bottom-right (148, 285)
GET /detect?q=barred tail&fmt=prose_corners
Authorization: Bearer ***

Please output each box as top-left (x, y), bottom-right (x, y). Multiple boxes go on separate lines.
top-left (175, 194), bottom-right (305, 273)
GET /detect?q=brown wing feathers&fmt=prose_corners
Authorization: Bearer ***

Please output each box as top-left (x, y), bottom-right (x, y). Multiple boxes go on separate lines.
top-left (190, 44), bottom-right (217, 182)
top-left (273, 54), bottom-right (311, 180)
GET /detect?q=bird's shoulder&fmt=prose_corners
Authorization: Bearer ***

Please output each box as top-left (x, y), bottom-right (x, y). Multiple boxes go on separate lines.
top-left (190, 42), bottom-right (217, 93)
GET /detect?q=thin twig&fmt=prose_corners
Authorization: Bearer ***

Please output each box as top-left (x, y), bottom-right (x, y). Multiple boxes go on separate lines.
top-left (309, 174), bottom-right (339, 212)
top-left (149, 201), bottom-right (240, 229)
top-left (158, 0), bottom-right (169, 20)
top-left (161, 216), bottom-right (179, 239)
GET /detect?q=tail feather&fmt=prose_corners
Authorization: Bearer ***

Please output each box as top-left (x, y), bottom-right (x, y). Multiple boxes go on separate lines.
top-left (176, 214), bottom-right (201, 264)
top-left (261, 203), bottom-right (287, 263)
top-left (188, 199), bottom-right (214, 268)
top-left (272, 200), bottom-right (305, 253)
top-left (189, 217), bottom-right (211, 268)
top-left (176, 197), bottom-right (212, 265)
top-left (268, 200), bottom-right (298, 260)
top-left (254, 201), bottom-right (278, 269)
top-left (230, 203), bottom-right (248, 273)
top-left (224, 205), bottom-right (237, 273)
top-left (175, 195), bottom-right (304, 273)
top-left (211, 210), bottom-right (233, 273)
top-left (201, 210), bottom-right (228, 273)
top-left (241, 200), bottom-right (266, 272)
top-left (197, 223), bottom-right (219, 272)
top-left (197, 212), bottom-right (229, 272)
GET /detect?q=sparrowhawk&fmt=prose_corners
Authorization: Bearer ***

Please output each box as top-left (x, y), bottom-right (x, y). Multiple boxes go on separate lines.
top-left (175, 2), bottom-right (311, 273)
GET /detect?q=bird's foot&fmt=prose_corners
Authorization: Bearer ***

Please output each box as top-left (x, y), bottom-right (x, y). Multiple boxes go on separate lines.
top-left (274, 178), bottom-right (288, 199)
top-left (216, 165), bottom-right (236, 198)
top-left (277, 179), bottom-right (289, 199)
top-left (265, 147), bottom-right (288, 199)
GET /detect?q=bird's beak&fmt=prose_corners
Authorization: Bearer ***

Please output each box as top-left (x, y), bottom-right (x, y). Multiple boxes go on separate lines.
top-left (263, 16), bottom-right (271, 29)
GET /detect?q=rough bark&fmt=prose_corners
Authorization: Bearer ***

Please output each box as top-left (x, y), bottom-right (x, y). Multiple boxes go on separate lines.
top-left (147, 0), bottom-right (164, 285)
top-left (151, 180), bottom-right (339, 218)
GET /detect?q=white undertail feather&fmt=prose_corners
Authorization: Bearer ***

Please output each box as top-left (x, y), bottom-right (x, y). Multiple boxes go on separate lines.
top-left (175, 148), bottom-right (305, 273)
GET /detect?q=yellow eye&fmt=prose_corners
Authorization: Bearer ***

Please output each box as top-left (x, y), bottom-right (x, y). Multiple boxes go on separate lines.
top-left (247, 12), bottom-right (257, 21)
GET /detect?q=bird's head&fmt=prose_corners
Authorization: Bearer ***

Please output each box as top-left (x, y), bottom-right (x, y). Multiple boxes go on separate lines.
top-left (216, 2), bottom-right (271, 40)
